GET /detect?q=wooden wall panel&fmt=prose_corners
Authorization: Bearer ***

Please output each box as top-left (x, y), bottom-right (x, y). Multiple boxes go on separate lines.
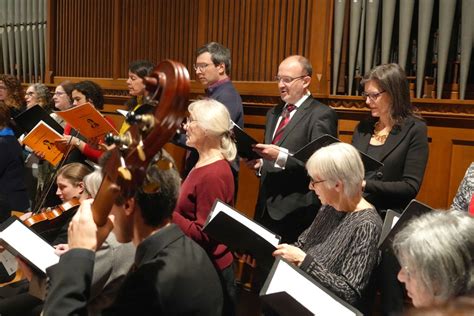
top-left (54, 0), bottom-right (114, 77)
top-left (46, 0), bottom-right (474, 217)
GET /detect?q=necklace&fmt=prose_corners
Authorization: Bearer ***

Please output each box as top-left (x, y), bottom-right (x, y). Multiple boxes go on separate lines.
top-left (372, 121), bottom-right (391, 143)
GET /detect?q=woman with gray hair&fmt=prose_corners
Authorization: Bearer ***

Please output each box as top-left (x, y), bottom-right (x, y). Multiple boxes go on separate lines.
top-left (273, 142), bottom-right (382, 307)
top-left (172, 98), bottom-right (237, 314)
top-left (393, 210), bottom-right (474, 308)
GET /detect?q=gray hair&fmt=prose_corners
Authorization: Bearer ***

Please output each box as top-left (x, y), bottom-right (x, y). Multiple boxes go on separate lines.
top-left (393, 210), bottom-right (474, 302)
top-left (83, 169), bottom-right (103, 198)
top-left (31, 83), bottom-right (53, 109)
top-left (188, 99), bottom-right (237, 161)
top-left (196, 42), bottom-right (231, 75)
top-left (306, 142), bottom-right (364, 198)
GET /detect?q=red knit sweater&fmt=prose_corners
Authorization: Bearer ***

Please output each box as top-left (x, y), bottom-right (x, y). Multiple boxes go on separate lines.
top-left (172, 159), bottom-right (234, 270)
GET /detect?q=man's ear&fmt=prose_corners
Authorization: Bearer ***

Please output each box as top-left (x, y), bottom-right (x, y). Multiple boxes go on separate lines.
top-left (217, 63), bottom-right (226, 76)
top-left (123, 197), bottom-right (136, 216)
top-left (302, 76), bottom-right (312, 89)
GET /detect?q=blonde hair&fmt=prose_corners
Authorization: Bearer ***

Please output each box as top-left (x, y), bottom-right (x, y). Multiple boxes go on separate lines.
top-left (188, 99), bottom-right (236, 161)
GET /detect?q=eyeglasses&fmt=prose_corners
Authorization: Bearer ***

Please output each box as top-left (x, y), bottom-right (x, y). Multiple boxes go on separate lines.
top-left (193, 63), bottom-right (213, 72)
top-left (0, 86), bottom-right (7, 90)
top-left (54, 91), bottom-right (66, 96)
top-left (274, 75), bottom-right (307, 85)
top-left (309, 178), bottom-right (325, 188)
top-left (25, 92), bottom-right (36, 96)
top-left (362, 90), bottom-right (385, 101)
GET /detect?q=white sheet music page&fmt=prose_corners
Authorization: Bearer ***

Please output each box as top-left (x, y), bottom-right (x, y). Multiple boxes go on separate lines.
top-left (210, 201), bottom-right (280, 247)
top-left (0, 220), bottom-right (59, 274)
top-left (266, 259), bottom-right (357, 316)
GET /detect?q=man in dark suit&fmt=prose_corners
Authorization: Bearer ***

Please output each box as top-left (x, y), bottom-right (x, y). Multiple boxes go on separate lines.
top-left (42, 151), bottom-right (223, 315)
top-left (246, 55), bottom-right (338, 243)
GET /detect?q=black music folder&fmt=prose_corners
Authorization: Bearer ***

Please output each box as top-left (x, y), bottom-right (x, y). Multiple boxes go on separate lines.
top-left (203, 199), bottom-right (280, 270)
top-left (260, 257), bottom-right (363, 316)
top-left (0, 217), bottom-right (59, 275)
top-left (231, 122), bottom-right (262, 160)
top-left (14, 105), bottom-right (64, 135)
top-left (291, 134), bottom-right (383, 171)
top-left (378, 199), bottom-right (434, 250)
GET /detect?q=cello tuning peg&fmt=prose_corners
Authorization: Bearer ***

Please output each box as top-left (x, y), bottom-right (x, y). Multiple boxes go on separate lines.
top-left (117, 156), bottom-right (132, 181)
top-left (105, 132), bottom-right (132, 148)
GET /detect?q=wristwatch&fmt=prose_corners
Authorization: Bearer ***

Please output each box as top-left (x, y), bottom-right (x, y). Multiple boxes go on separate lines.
top-left (75, 138), bottom-right (81, 147)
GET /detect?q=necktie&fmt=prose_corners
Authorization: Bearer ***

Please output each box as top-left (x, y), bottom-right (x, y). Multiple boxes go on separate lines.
top-left (272, 104), bottom-right (296, 144)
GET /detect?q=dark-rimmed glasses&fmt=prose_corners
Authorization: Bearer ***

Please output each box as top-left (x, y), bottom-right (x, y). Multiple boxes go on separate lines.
top-left (362, 90), bottom-right (385, 101)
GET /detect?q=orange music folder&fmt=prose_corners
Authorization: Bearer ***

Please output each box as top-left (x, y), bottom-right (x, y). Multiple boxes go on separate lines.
top-left (22, 122), bottom-right (65, 166)
top-left (56, 103), bottom-right (118, 140)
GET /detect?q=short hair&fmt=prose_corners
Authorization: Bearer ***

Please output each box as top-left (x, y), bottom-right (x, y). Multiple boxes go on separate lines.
top-left (73, 80), bottom-right (104, 110)
top-left (30, 83), bottom-right (53, 110)
top-left (292, 55), bottom-right (313, 77)
top-left (83, 169), bottom-right (103, 198)
top-left (0, 74), bottom-right (25, 110)
top-left (393, 210), bottom-right (474, 303)
top-left (135, 150), bottom-right (181, 227)
top-left (188, 99), bottom-right (237, 161)
top-left (306, 142), bottom-right (364, 198)
top-left (196, 42), bottom-right (231, 75)
top-left (361, 63), bottom-right (414, 124)
top-left (57, 163), bottom-right (92, 187)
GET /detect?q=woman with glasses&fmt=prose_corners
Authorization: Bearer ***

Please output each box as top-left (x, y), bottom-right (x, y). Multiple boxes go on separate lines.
top-left (393, 210), bottom-right (473, 309)
top-left (51, 81), bottom-right (74, 127)
top-left (172, 98), bottom-right (237, 315)
top-left (24, 83), bottom-right (53, 110)
top-left (56, 80), bottom-right (114, 163)
top-left (273, 142), bottom-right (381, 310)
top-left (352, 63), bottom-right (429, 315)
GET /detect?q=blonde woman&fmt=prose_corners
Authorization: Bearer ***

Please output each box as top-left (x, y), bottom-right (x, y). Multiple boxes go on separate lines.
top-left (172, 98), bottom-right (237, 315)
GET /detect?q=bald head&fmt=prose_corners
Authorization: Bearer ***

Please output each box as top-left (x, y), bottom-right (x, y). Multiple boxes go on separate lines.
top-left (277, 55), bottom-right (312, 104)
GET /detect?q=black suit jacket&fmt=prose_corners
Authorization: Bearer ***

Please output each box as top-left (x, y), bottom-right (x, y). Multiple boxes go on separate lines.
top-left (255, 96), bottom-right (337, 232)
top-left (43, 224), bottom-right (223, 316)
top-left (352, 116), bottom-right (429, 212)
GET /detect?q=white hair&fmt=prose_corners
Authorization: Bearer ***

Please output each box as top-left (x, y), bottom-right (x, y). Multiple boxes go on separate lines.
top-left (306, 142), bottom-right (364, 198)
top-left (188, 98), bottom-right (236, 161)
top-left (393, 210), bottom-right (474, 302)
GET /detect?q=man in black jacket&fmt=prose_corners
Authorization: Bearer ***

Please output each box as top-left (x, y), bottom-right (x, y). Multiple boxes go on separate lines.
top-left (43, 151), bottom-right (223, 315)
top-left (245, 55), bottom-right (338, 243)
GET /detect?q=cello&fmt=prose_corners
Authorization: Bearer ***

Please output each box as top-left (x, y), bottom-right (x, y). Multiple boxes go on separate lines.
top-left (92, 60), bottom-right (190, 226)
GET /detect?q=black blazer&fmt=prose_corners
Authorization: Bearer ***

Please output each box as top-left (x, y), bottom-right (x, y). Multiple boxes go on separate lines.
top-left (352, 116), bottom-right (429, 212)
top-left (43, 224), bottom-right (223, 316)
top-left (256, 96), bottom-right (338, 222)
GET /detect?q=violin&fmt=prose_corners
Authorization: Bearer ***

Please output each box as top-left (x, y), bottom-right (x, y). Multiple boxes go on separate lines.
top-left (92, 60), bottom-right (190, 226)
top-left (23, 198), bottom-right (81, 242)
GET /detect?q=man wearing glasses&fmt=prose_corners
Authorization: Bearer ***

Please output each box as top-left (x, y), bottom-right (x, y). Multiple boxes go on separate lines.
top-left (182, 42), bottom-right (243, 193)
top-left (245, 55), bottom-right (337, 243)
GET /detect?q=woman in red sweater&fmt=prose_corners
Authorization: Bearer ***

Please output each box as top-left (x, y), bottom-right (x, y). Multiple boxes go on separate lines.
top-left (56, 80), bottom-right (114, 163)
top-left (173, 98), bottom-right (237, 315)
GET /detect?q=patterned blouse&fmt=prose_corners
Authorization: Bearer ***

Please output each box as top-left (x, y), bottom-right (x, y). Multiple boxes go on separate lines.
top-left (296, 204), bottom-right (382, 305)
top-left (451, 162), bottom-right (474, 214)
